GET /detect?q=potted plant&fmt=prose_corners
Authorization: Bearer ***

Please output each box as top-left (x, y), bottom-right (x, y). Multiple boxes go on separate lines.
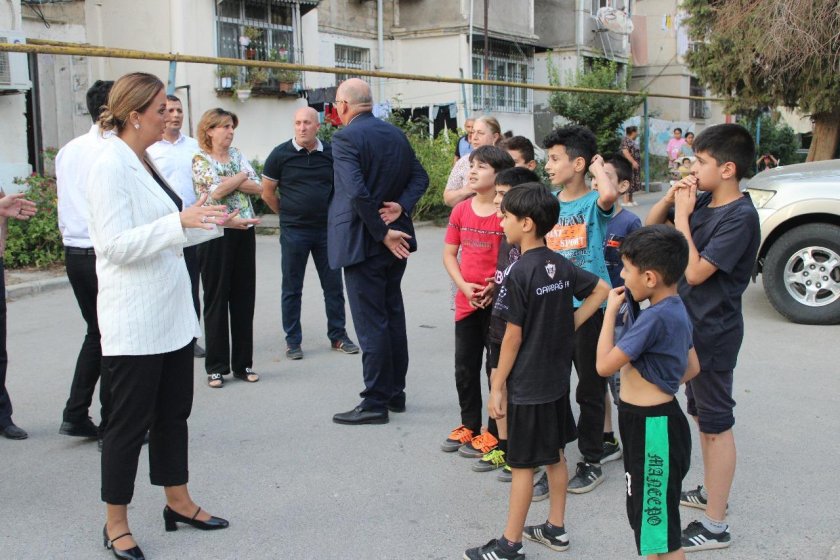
top-left (268, 48), bottom-right (300, 93)
top-left (241, 26), bottom-right (262, 59)
top-left (248, 68), bottom-right (270, 88)
top-left (215, 65), bottom-right (239, 90)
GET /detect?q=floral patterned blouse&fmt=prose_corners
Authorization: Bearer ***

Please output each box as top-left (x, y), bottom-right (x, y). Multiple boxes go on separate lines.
top-left (192, 147), bottom-right (258, 221)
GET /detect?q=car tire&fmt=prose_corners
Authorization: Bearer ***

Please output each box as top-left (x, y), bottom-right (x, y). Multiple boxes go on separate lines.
top-left (763, 223), bottom-right (840, 325)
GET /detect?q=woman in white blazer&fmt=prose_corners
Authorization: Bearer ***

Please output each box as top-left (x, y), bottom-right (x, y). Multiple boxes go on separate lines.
top-left (87, 73), bottom-right (257, 560)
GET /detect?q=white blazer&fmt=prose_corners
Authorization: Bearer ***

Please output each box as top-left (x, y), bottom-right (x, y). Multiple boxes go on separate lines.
top-left (87, 136), bottom-right (221, 356)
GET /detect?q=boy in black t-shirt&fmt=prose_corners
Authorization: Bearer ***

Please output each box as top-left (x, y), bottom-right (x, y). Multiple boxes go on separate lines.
top-left (464, 186), bottom-right (609, 560)
top-left (647, 124), bottom-right (760, 551)
top-left (596, 225), bottom-right (700, 559)
top-left (473, 168), bottom-right (541, 481)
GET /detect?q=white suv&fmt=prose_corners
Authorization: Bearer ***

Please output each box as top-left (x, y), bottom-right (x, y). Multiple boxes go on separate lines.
top-left (748, 159), bottom-right (840, 324)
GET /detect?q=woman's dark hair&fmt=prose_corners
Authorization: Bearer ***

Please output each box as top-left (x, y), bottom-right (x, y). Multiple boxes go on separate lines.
top-left (86, 80), bottom-right (114, 123)
top-left (625, 125), bottom-right (638, 135)
top-left (495, 167), bottom-right (540, 187)
top-left (673, 127), bottom-right (683, 134)
top-left (500, 182), bottom-right (558, 238)
top-left (499, 136), bottom-right (536, 163)
top-left (543, 125), bottom-right (597, 173)
top-left (620, 225), bottom-right (688, 285)
top-left (469, 145), bottom-right (515, 172)
top-left (693, 123), bottom-right (755, 180)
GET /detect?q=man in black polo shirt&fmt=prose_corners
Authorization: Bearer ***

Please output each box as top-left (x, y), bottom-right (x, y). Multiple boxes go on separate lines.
top-left (261, 107), bottom-right (359, 360)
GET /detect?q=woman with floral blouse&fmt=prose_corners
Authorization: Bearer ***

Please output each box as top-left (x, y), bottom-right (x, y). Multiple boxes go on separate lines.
top-left (193, 108), bottom-right (262, 388)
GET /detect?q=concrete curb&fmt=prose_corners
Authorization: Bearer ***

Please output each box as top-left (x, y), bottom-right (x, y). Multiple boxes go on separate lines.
top-left (5, 276), bottom-right (70, 301)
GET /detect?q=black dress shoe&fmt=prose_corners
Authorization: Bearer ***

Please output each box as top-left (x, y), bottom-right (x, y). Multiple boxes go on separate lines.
top-left (103, 525), bottom-right (145, 560)
top-left (193, 343), bottom-right (206, 358)
top-left (387, 402), bottom-right (406, 413)
top-left (333, 406), bottom-right (389, 425)
top-left (59, 417), bottom-right (98, 438)
top-left (1, 423), bottom-right (28, 440)
top-left (163, 505), bottom-right (229, 531)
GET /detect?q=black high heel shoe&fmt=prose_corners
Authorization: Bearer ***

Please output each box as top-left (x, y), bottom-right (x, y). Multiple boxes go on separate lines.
top-left (163, 505), bottom-right (229, 531)
top-left (102, 524), bottom-right (145, 560)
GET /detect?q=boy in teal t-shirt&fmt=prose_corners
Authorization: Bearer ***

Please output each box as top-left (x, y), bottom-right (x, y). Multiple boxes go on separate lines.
top-left (533, 126), bottom-right (618, 499)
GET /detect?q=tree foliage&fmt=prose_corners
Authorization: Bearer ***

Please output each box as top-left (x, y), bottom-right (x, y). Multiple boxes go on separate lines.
top-left (740, 113), bottom-right (803, 167)
top-left (4, 174), bottom-right (64, 268)
top-left (548, 58), bottom-right (642, 154)
top-left (683, 0), bottom-right (840, 160)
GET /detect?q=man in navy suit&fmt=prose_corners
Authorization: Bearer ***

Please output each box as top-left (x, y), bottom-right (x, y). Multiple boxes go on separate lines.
top-left (329, 78), bottom-right (429, 425)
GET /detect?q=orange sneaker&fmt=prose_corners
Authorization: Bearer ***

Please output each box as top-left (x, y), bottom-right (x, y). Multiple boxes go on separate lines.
top-left (441, 425), bottom-right (474, 452)
top-left (459, 431), bottom-right (498, 458)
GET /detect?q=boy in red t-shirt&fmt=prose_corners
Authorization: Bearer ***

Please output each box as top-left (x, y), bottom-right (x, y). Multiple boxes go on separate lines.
top-left (442, 145), bottom-right (515, 457)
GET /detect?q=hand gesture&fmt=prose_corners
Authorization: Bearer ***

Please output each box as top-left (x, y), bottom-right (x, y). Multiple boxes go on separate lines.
top-left (674, 179), bottom-right (697, 221)
top-left (383, 229), bottom-right (411, 259)
top-left (219, 209), bottom-right (261, 230)
top-left (472, 278), bottom-right (495, 308)
top-left (179, 193), bottom-right (229, 230)
top-left (606, 286), bottom-right (626, 314)
top-left (0, 193), bottom-right (37, 220)
top-left (488, 387), bottom-right (506, 420)
top-left (590, 154), bottom-right (606, 175)
top-left (379, 202), bottom-right (403, 225)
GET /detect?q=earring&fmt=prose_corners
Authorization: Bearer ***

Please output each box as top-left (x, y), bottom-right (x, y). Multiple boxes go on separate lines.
top-left (134, 123), bottom-right (140, 130)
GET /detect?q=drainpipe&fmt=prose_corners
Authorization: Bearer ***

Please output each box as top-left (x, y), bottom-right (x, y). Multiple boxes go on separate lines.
top-left (468, 0), bottom-right (474, 114)
top-left (377, 0), bottom-right (384, 103)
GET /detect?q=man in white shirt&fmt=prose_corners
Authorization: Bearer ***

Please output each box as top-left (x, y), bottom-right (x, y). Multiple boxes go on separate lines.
top-left (56, 80), bottom-right (113, 444)
top-left (147, 94), bottom-right (205, 358)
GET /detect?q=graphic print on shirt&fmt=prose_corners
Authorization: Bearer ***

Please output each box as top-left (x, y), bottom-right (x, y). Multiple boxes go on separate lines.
top-left (546, 213), bottom-right (588, 253)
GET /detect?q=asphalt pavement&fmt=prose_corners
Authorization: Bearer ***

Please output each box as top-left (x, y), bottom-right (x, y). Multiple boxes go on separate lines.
top-left (1, 192), bottom-right (839, 559)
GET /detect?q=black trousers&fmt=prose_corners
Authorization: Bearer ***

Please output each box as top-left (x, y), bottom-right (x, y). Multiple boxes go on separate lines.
top-left (184, 245), bottom-right (201, 319)
top-left (0, 259), bottom-right (11, 428)
top-left (574, 309), bottom-right (606, 463)
top-left (453, 306), bottom-right (495, 436)
top-left (62, 249), bottom-right (110, 429)
top-left (197, 228), bottom-right (255, 375)
top-left (101, 343), bottom-right (193, 505)
top-left (343, 251), bottom-right (408, 412)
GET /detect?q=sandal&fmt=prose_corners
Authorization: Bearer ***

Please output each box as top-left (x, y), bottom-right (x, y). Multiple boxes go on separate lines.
top-left (233, 368), bottom-right (259, 383)
top-left (207, 373), bottom-right (224, 388)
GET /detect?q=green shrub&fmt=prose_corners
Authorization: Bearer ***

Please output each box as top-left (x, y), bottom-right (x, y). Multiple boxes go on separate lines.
top-left (4, 174), bottom-right (64, 268)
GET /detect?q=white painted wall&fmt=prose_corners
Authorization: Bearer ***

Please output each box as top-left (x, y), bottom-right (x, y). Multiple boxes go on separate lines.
top-left (0, 0), bottom-right (31, 192)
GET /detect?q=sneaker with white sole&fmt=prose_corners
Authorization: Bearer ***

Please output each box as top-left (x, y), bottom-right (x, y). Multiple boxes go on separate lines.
top-left (567, 461), bottom-right (604, 494)
top-left (680, 485), bottom-right (729, 512)
top-left (681, 520), bottom-right (731, 552)
top-left (473, 448), bottom-right (506, 472)
top-left (523, 523), bottom-right (570, 552)
top-left (463, 539), bottom-right (525, 560)
top-left (601, 438), bottom-right (622, 463)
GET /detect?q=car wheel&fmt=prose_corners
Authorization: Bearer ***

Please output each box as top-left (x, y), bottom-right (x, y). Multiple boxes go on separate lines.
top-left (763, 223), bottom-right (840, 324)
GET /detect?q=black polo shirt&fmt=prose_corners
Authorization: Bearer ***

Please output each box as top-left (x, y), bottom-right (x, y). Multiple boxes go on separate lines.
top-left (262, 139), bottom-right (333, 228)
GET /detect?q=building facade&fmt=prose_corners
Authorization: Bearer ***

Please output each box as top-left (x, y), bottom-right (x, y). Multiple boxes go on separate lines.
top-left (0, 0), bottom-right (30, 192)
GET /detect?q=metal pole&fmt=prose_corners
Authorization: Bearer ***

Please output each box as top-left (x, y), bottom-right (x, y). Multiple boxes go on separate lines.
top-left (468, 0), bottom-right (474, 114)
top-left (755, 116), bottom-right (762, 171)
top-left (167, 61), bottom-right (177, 95)
top-left (483, 0), bottom-right (489, 82)
top-left (643, 96), bottom-right (650, 193)
top-left (377, 0), bottom-right (384, 103)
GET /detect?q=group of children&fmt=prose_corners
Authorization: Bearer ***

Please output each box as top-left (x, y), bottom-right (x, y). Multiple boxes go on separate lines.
top-left (441, 123), bottom-right (761, 558)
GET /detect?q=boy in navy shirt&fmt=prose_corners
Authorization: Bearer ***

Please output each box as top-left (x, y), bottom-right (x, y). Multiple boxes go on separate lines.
top-left (596, 225), bottom-right (699, 559)
top-left (647, 124), bottom-right (760, 550)
top-left (464, 185), bottom-right (609, 560)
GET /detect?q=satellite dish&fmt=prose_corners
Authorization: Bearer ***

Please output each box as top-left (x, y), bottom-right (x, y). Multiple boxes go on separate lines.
top-left (597, 7), bottom-right (635, 34)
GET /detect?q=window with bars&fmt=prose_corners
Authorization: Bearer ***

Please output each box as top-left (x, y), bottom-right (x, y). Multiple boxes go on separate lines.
top-left (216, 0), bottom-right (303, 84)
top-left (335, 45), bottom-right (371, 85)
top-left (689, 77), bottom-right (709, 119)
top-left (472, 39), bottom-right (534, 113)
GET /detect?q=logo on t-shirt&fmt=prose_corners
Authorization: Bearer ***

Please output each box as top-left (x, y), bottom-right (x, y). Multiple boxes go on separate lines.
top-left (545, 261), bottom-right (556, 279)
top-left (546, 215), bottom-right (588, 252)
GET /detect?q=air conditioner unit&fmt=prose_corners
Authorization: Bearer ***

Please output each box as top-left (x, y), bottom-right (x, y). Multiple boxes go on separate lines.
top-left (0, 31), bottom-right (31, 91)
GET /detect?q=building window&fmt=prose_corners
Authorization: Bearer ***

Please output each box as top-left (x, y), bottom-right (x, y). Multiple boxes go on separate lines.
top-left (591, 0), bottom-right (609, 14)
top-left (335, 45), bottom-right (371, 85)
top-left (216, 0), bottom-right (301, 67)
top-left (689, 77), bottom-right (709, 119)
top-left (472, 39), bottom-right (534, 113)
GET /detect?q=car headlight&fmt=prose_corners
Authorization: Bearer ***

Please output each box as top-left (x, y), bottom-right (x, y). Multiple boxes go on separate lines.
top-left (747, 188), bottom-right (776, 209)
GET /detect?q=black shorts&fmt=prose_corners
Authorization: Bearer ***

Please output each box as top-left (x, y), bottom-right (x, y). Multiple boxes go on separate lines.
top-left (618, 399), bottom-right (691, 556)
top-left (686, 369), bottom-right (735, 434)
top-left (507, 395), bottom-right (577, 469)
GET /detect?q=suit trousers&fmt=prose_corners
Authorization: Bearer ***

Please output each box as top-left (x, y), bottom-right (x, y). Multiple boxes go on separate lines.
top-left (101, 343), bottom-right (193, 504)
top-left (0, 259), bottom-right (11, 428)
top-left (343, 251), bottom-right (408, 412)
top-left (62, 249), bottom-right (111, 429)
top-left (183, 245), bottom-right (201, 319)
top-left (198, 228), bottom-right (255, 375)
top-left (280, 226), bottom-right (346, 347)
top-left (574, 309), bottom-right (606, 463)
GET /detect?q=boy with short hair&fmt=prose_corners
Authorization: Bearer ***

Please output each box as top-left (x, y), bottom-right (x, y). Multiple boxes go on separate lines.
top-left (596, 224), bottom-right (700, 560)
top-left (535, 126), bottom-right (619, 498)
top-left (500, 136), bottom-right (538, 171)
top-left (594, 155), bottom-right (642, 464)
top-left (472, 167), bottom-right (541, 479)
top-left (646, 123), bottom-right (760, 551)
top-left (464, 185), bottom-right (610, 560)
top-left (443, 146), bottom-right (515, 458)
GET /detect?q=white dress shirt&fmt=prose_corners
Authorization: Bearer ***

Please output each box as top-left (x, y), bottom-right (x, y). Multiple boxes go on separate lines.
top-left (87, 136), bottom-right (221, 356)
top-left (147, 133), bottom-right (200, 207)
top-left (56, 124), bottom-right (112, 248)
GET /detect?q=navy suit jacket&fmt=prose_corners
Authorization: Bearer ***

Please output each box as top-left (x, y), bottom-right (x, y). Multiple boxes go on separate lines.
top-left (328, 112), bottom-right (429, 269)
